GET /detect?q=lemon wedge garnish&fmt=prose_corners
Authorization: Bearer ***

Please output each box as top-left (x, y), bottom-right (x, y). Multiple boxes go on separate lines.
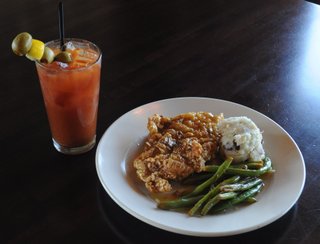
top-left (26, 39), bottom-right (45, 61)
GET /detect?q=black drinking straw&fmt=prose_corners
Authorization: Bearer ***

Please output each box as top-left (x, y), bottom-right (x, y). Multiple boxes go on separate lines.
top-left (58, 1), bottom-right (65, 50)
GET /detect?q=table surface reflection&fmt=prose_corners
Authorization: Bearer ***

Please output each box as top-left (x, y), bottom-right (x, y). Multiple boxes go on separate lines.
top-left (1, 0), bottom-right (320, 243)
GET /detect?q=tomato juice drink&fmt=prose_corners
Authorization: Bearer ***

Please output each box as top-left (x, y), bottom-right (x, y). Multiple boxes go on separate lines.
top-left (36, 39), bottom-right (101, 155)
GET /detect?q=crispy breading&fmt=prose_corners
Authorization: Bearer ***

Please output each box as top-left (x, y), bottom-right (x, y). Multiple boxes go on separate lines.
top-left (133, 112), bottom-right (223, 193)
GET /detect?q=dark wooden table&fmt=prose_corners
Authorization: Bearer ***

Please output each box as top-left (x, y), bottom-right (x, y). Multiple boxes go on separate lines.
top-left (1, 0), bottom-right (320, 243)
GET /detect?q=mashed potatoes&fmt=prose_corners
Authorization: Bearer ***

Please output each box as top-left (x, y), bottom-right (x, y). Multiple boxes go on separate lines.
top-left (217, 116), bottom-right (265, 163)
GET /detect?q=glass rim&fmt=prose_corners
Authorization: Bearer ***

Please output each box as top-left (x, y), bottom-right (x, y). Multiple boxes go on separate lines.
top-left (35, 38), bottom-right (102, 72)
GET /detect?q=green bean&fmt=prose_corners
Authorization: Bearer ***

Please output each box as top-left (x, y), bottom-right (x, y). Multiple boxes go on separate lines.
top-left (245, 197), bottom-right (257, 203)
top-left (182, 173), bottom-right (212, 185)
top-left (201, 192), bottom-right (238, 215)
top-left (157, 195), bottom-right (204, 210)
top-left (183, 157), bottom-right (233, 199)
top-left (156, 156), bottom-right (271, 216)
top-left (229, 164), bottom-right (248, 169)
top-left (233, 161), bottom-right (263, 170)
top-left (188, 175), bottom-right (240, 216)
top-left (212, 183), bottom-right (264, 213)
top-left (246, 161), bottom-right (264, 169)
top-left (203, 157), bottom-right (272, 177)
top-left (220, 177), bottom-right (263, 192)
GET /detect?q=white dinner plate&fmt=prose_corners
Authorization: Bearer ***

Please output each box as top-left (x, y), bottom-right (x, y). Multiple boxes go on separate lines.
top-left (96, 97), bottom-right (305, 237)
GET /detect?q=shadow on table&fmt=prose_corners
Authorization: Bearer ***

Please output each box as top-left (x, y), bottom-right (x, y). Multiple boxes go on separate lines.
top-left (306, 0), bottom-right (320, 5)
top-left (96, 183), bottom-right (297, 244)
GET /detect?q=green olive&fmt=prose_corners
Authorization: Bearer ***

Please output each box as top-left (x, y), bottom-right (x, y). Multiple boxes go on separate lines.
top-left (54, 51), bottom-right (72, 63)
top-left (41, 47), bottom-right (55, 63)
top-left (11, 32), bottom-right (33, 56)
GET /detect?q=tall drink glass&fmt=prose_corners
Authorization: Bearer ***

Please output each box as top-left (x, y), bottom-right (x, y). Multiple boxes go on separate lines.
top-left (36, 38), bottom-right (101, 155)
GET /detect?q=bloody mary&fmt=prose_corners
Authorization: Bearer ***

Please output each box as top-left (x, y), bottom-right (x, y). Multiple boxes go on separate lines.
top-left (36, 38), bottom-right (101, 154)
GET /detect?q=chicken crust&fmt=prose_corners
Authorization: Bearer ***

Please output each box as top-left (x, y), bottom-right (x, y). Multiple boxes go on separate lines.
top-left (133, 112), bottom-right (223, 193)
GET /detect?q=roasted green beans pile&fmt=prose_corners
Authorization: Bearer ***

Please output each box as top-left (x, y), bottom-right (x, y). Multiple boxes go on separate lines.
top-left (156, 157), bottom-right (274, 216)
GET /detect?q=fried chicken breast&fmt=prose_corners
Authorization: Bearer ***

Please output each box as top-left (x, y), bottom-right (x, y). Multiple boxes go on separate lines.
top-left (133, 112), bottom-right (223, 193)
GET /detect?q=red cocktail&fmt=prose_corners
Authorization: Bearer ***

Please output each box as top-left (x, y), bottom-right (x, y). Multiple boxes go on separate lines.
top-left (36, 39), bottom-right (101, 154)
